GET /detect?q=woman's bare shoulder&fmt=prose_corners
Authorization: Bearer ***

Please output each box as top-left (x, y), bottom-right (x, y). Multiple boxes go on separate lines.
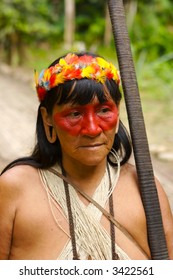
top-left (1, 164), bottom-right (38, 178)
top-left (119, 162), bottom-right (173, 258)
top-left (0, 165), bottom-right (41, 222)
top-left (0, 165), bottom-right (39, 260)
top-left (119, 162), bottom-right (138, 185)
top-left (0, 165), bottom-right (38, 193)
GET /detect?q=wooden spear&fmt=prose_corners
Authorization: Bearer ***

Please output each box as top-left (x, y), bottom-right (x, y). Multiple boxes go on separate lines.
top-left (107, 0), bottom-right (168, 259)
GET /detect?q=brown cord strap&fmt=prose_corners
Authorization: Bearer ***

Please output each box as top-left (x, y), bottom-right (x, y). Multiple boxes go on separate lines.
top-left (63, 179), bottom-right (79, 260)
top-left (61, 166), bottom-right (79, 260)
top-left (48, 167), bottom-right (149, 259)
top-left (107, 163), bottom-right (119, 260)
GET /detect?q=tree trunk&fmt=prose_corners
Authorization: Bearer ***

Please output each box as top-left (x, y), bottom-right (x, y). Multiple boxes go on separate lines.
top-left (124, 0), bottom-right (138, 29)
top-left (104, 5), bottom-right (112, 46)
top-left (16, 32), bottom-right (25, 66)
top-left (4, 33), bottom-right (17, 66)
top-left (64, 0), bottom-right (75, 49)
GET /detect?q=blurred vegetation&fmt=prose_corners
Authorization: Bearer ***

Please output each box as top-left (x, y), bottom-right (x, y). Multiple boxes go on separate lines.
top-left (0, 0), bottom-right (173, 102)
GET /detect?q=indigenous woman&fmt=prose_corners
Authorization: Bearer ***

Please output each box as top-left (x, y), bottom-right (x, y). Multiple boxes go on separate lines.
top-left (0, 52), bottom-right (173, 260)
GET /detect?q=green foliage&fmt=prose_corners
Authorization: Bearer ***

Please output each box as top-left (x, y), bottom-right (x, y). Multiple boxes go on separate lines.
top-left (128, 0), bottom-right (173, 100)
top-left (135, 51), bottom-right (173, 100)
top-left (130, 0), bottom-right (173, 60)
top-left (0, 0), bottom-right (63, 41)
top-left (0, 0), bottom-right (172, 100)
top-left (75, 0), bottom-right (105, 46)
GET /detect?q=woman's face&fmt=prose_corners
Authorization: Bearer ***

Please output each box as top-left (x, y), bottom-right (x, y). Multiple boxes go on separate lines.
top-left (51, 96), bottom-right (119, 168)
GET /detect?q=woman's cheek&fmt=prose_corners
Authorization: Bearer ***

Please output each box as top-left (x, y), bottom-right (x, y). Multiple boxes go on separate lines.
top-left (99, 112), bottom-right (119, 131)
top-left (53, 113), bottom-right (81, 136)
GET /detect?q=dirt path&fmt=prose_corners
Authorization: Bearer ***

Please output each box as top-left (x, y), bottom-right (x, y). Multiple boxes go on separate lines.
top-left (0, 64), bottom-right (172, 212)
top-left (0, 65), bottom-right (38, 169)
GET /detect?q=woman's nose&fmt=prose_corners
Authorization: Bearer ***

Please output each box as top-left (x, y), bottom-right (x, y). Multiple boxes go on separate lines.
top-left (80, 113), bottom-right (102, 136)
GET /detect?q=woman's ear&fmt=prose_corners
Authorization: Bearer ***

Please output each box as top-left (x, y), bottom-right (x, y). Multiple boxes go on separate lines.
top-left (40, 107), bottom-right (57, 143)
top-left (115, 117), bottom-right (120, 134)
top-left (115, 105), bottom-right (120, 134)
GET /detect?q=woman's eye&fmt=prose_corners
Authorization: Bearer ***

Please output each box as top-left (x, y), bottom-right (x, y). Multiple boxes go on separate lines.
top-left (98, 107), bottom-right (110, 114)
top-left (68, 111), bottom-right (81, 118)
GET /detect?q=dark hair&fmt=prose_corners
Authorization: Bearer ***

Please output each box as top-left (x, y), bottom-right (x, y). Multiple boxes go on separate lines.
top-left (1, 52), bottom-right (132, 174)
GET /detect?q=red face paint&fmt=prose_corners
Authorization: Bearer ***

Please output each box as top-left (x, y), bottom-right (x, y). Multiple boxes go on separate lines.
top-left (53, 101), bottom-right (119, 137)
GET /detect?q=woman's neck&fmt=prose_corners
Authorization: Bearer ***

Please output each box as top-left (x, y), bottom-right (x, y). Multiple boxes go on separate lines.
top-left (61, 158), bottom-right (107, 196)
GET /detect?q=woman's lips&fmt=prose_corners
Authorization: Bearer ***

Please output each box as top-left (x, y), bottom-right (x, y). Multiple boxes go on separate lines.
top-left (79, 143), bottom-right (104, 149)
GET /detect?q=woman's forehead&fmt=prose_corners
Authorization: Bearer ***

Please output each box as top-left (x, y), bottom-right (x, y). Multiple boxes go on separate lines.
top-left (60, 91), bottom-right (115, 105)
top-left (54, 96), bottom-right (117, 113)
top-left (58, 82), bottom-right (115, 105)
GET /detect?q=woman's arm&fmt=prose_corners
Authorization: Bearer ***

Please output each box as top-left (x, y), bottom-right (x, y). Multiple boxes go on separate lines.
top-left (0, 174), bottom-right (17, 259)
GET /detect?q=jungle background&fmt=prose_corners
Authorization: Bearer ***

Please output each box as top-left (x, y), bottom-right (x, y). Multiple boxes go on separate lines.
top-left (0, 0), bottom-right (173, 208)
